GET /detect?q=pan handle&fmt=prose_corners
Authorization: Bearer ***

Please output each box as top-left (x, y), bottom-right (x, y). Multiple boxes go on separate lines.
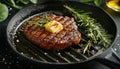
top-left (95, 38), bottom-right (120, 68)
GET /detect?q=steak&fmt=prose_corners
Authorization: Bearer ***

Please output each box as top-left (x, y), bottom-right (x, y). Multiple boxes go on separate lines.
top-left (24, 13), bottom-right (81, 50)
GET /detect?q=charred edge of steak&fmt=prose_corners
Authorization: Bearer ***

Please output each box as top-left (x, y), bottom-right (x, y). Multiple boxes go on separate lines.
top-left (24, 13), bottom-right (81, 50)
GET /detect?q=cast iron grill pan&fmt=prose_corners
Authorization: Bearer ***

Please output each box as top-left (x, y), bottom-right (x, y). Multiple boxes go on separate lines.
top-left (7, 1), bottom-right (117, 64)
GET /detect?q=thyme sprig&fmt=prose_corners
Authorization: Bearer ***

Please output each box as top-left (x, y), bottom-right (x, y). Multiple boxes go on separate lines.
top-left (64, 5), bottom-right (112, 54)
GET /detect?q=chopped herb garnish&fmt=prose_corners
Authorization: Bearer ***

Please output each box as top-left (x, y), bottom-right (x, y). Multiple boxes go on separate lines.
top-left (27, 14), bottom-right (50, 27)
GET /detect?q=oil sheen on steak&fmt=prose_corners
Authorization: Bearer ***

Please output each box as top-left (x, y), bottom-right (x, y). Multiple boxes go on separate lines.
top-left (24, 14), bottom-right (81, 50)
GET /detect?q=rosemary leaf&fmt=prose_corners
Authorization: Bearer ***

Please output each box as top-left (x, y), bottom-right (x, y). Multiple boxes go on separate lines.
top-left (83, 40), bottom-right (92, 54)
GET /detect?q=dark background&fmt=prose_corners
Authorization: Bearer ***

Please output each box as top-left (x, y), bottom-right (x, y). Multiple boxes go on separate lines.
top-left (0, 0), bottom-right (120, 69)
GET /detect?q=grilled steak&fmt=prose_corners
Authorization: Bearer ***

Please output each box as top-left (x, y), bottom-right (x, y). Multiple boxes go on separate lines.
top-left (24, 13), bottom-right (81, 50)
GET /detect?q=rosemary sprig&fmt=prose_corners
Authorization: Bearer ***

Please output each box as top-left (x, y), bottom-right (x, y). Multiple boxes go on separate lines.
top-left (64, 5), bottom-right (112, 54)
top-left (28, 14), bottom-right (50, 27)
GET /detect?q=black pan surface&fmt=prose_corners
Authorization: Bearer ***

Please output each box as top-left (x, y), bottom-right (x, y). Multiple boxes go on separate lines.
top-left (6, 1), bottom-right (117, 64)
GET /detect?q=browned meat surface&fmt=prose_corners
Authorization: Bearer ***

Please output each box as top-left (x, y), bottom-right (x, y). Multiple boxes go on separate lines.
top-left (24, 14), bottom-right (81, 50)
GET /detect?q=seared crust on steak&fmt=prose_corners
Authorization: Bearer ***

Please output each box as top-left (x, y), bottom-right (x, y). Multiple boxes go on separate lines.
top-left (24, 14), bottom-right (81, 50)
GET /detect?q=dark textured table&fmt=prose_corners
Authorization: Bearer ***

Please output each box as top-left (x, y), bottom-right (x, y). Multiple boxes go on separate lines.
top-left (0, 1), bottom-right (120, 69)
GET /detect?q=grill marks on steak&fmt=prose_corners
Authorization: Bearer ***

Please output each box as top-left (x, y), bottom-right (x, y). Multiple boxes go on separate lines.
top-left (24, 14), bottom-right (81, 50)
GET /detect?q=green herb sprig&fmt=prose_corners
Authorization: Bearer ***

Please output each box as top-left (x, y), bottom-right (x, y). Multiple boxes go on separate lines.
top-left (28, 14), bottom-right (50, 27)
top-left (64, 5), bottom-right (112, 54)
